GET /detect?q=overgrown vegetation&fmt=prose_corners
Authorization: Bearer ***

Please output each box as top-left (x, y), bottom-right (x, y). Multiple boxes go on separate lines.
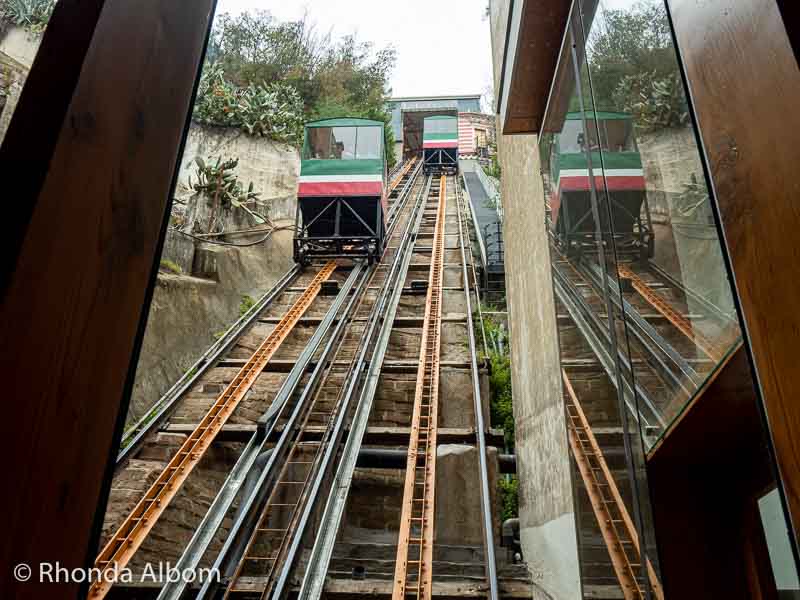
top-left (159, 259), bottom-right (182, 275)
top-left (196, 10), bottom-right (397, 162)
top-left (482, 150), bottom-right (501, 179)
top-left (0, 0), bottom-right (55, 34)
top-left (583, 0), bottom-right (688, 132)
top-left (239, 294), bottom-right (256, 317)
top-left (477, 303), bottom-right (514, 450)
top-left (185, 156), bottom-right (267, 234)
top-left (499, 476), bottom-right (519, 521)
top-left (193, 64), bottom-right (305, 143)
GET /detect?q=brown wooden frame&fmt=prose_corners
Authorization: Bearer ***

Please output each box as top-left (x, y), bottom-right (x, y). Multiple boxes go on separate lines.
top-left (0, 1), bottom-right (216, 598)
top-left (668, 0), bottom-right (800, 550)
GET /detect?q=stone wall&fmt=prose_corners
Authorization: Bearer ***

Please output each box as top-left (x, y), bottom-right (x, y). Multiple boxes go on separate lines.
top-left (176, 123), bottom-right (301, 221)
top-left (0, 26), bottom-right (40, 144)
top-left (129, 229), bottom-right (294, 423)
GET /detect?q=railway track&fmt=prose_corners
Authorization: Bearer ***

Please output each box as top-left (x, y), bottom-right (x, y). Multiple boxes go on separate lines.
top-left (551, 234), bottom-right (738, 598)
top-left (97, 162), bottom-right (507, 600)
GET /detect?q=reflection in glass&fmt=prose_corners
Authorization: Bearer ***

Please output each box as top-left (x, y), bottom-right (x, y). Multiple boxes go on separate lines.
top-left (580, 0), bottom-right (741, 439)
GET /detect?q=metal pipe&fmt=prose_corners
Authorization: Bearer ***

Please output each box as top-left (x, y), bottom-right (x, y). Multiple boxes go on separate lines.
top-left (455, 180), bottom-right (500, 600)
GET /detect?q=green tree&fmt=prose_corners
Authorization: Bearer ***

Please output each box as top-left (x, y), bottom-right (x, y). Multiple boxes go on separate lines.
top-left (204, 10), bottom-right (397, 162)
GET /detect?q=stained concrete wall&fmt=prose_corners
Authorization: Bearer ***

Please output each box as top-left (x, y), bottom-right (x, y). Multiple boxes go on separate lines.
top-left (0, 26), bottom-right (40, 145)
top-left (129, 230), bottom-right (294, 423)
top-left (490, 2), bottom-right (582, 598)
top-left (176, 123), bottom-right (300, 221)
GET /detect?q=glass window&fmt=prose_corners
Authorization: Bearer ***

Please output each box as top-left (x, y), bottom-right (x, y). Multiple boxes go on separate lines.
top-left (305, 127), bottom-right (332, 159)
top-left (355, 127), bottom-right (382, 159)
top-left (331, 126), bottom-right (356, 159)
top-left (304, 126), bottom-right (381, 160)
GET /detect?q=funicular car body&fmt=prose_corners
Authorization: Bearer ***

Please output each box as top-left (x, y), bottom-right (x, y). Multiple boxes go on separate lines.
top-left (422, 115), bottom-right (459, 175)
top-left (294, 118), bottom-right (388, 264)
top-left (548, 111), bottom-right (653, 258)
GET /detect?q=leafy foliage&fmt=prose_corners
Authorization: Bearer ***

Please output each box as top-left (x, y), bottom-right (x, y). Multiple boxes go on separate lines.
top-left (190, 156), bottom-right (261, 211)
top-left (584, 0), bottom-right (686, 132)
top-left (203, 10), bottom-right (397, 162)
top-left (0, 0), bottom-right (55, 33)
top-left (193, 63), bottom-right (304, 143)
top-left (239, 294), bottom-right (256, 316)
top-left (477, 304), bottom-right (515, 450)
top-left (613, 70), bottom-right (688, 132)
top-left (482, 151), bottom-right (501, 179)
top-left (499, 476), bottom-right (519, 521)
top-left (159, 259), bottom-right (182, 275)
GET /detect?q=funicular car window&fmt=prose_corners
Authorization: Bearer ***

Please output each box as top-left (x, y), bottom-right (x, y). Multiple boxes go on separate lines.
top-left (331, 127), bottom-right (357, 159)
top-left (356, 127), bottom-right (382, 159)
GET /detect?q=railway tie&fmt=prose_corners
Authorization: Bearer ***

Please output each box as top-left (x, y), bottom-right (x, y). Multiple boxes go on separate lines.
top-left (90, 261), bottom-right (337, 599)
top-left (393, 175), bottom-right (447, 600)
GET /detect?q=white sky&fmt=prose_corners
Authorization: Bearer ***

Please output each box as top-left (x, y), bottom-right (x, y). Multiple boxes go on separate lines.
top-left (215, 0), bottom-right (493, 103)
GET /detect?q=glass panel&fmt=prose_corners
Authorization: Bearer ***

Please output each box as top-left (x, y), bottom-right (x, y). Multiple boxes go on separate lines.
top-left (305, 127), bottom-right (333, 159)
top-left (540, 11), bottom-right (662, 597)
top-left (579, 0), bottom-right (742, 444)
top-left (759, 489), bottom-right (800, 596)
top-left (331, 126), bottom-right (357, 159)
top-left (0, 0), bottom-right (58, 147)
top-left (355, 126), bottom-right (382, 159)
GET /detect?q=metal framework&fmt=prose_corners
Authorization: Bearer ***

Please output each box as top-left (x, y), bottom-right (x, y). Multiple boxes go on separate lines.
top-left (293, 197), bottom-right (384, 264)
top-left (296, 171), bottom-right (429, 600)
top-left (422, 148), bottom-right (458, 175)
top-left (90, 261), bottom-right (337, 599)
top-left (618, 264), bottom-right (724, 361)
top-left (392, 175), bottom-right (447, 600)
top-left (454, 179), bottom-right (500, 600)
top-left (563, 371), bottom-right (663, 600)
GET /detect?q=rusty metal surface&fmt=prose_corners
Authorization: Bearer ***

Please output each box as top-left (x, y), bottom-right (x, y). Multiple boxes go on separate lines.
top-left (393, 176), bottom-right (447, 600)
top-left (563, 371), bottom-right (663, 600)
top-left (90, 261), bottom-right (337, 599)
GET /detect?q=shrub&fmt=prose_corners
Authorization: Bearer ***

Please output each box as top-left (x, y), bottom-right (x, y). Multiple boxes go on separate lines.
top-left (193, 63), bottom-right (305, 144)
top-left (239, 294), bottom-right (256, 316)
top-left (499, 476), bottom-right (519, 521)
top-left (0, 0), bottom-right (55, 33)
top-left (159, 259), bottom-right (182, 275)
top-left (613, 70), bottom-right (688, 132)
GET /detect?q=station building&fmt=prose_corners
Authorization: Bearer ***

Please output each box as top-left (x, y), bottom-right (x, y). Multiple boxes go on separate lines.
top-left (489, 0), bottom-right (800, 598)
top-left (387, 95), bottom-right (496, 161)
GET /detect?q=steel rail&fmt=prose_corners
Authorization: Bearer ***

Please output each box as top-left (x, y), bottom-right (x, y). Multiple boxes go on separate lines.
top-left (552, 265), bottom-right (661, 432)
top-left (117, 264), bottom-right (301, 464)
top-left (194, 161), bottom-right (424, 600)
top-left (563, 371), bottom-right (664, 600)
top-left (454, 178), bottom-right (500, 600)
top-left (90, 261), bottom-right (337, 599)
top-left (392, 175), bottom-right (447, 600)
top-left (581, 260), bottom-right (700, 388)
top-left (297, 174), bottom-right (431, 600)
top-left (618, 263), bottom-right (724, 361)
top-left (156, 263), bottom-right (366, 600)
top-left (194, 261), bottom-right (370, 600)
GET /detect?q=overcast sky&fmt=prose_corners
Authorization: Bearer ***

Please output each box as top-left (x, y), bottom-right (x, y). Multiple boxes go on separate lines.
top-left (215, 0), bottom-right (493, 104)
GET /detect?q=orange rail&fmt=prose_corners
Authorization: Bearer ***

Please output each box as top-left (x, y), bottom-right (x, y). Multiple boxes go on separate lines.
top-left (618, 264), bottom-right (723, 361)
top-left (563, 371), bottom-right (663, 600)
top-left (392, 175), bottom-right (446, 600)
top-left (90, 261), bottom-right (337, 598)
top-left (389, 156), bottom-right (417, 194)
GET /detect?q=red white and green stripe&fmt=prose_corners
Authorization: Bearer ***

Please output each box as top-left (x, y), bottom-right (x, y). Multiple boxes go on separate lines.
top-left (558, 167), bottom-right (645, 192)
top-left (423, 116), bottom-right (459, 149)
top-left (298, 158), bottom-right (384, 198)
